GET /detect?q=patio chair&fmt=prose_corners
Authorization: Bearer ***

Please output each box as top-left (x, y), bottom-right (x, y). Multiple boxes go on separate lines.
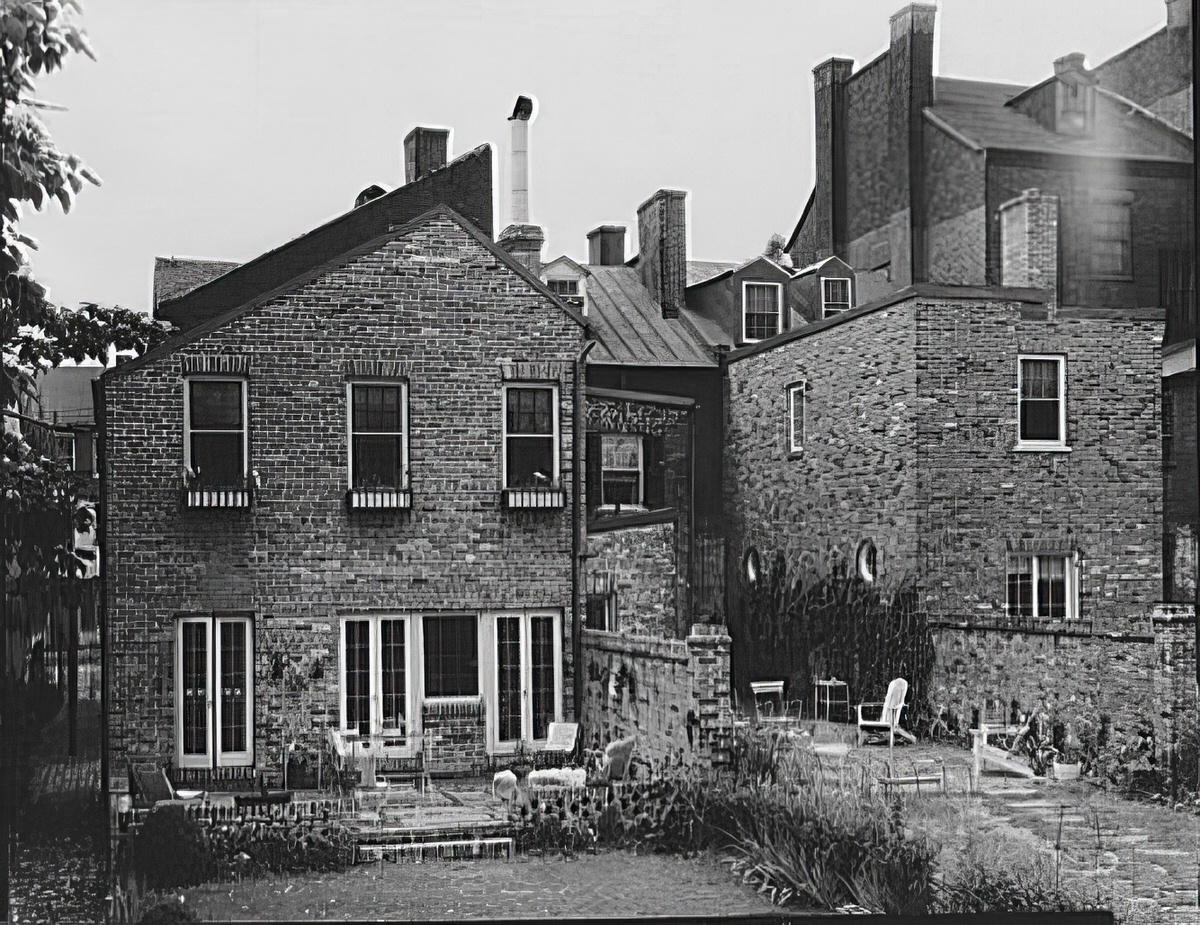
top-left (533, 722), bottom-right (580, 767)
top-left (128, 761), bottom-right (205, 808)
top-left (856, 678), bottom-right (916, 749)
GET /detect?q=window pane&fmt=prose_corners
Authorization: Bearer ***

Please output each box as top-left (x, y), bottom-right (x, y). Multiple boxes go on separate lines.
top-left (352, 385), bottom-right (402, 433)
top-left (824, 278), bottom-right (850, 304)
top-left (380, 619), bottom-right (406, 734)
top-left (352, 435), bottom-right (403, 487)
top-left (790, 387), bottom-right (805, 447)
top-left (344, 621), bottom-right (370, 735)
top-left (1038, 556), bottom-right (1067, 619)
top-left (1020, 400), bottom-right (1061, 442)
top-left (507, 388), bottom-right (553, 435)
top-left (530, 617), bottom-right (555, 741)
top-left (424, 615), bottom-right (478, 697)
top-left (602, 473), bottom-right (641, 505)
top-left (496, 617), bottom-right (521, 743)
top-left (1006, 556), bottom-right (1033, 617)
top-left (190, 381), bottom-right (243, 429)
top-left (191, 433), bottom-right (244, 484)
top-left (601, 435), bottom-right (640, 469)
top-left (744, 284), bottom-right (780, 340)
top-left (219, 621), bottom-right (247, 754)
top-left (182, 623), bottom-right (208, 756)
top-left (1020, 360), bottom-right (1059, 400)
top-left (506, 436), bottom-right (554, 488)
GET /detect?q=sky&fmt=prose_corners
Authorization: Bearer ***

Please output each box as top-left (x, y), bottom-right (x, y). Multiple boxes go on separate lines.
top-left (18, 0), bottom-right (1175, 315)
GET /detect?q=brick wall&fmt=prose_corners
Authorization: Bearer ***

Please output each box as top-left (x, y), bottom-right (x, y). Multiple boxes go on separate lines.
top-left (423, 698), bottom-right (487, 775)
top-left (579, 624), bottom-right (733, 769)
top-left (103, 213), bottom-right (584, 772)
top-left (1094, 25), bottom-right (1193, 134)
top-left (586, 522), bottom-right (678, 638)
top-left (914, 297), bottom-right (1163, 626)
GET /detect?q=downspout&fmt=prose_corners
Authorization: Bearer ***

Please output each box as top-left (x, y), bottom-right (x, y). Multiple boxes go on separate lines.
top-left (91, 375), bottom-right (111, 890)
top-left (572, 339), bottom-right (597, 723)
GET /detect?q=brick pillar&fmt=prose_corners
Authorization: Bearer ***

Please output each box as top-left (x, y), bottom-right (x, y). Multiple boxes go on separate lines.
top-left (687, 623), bottom-right (733, 767)
top-left (998, 188), bottom-right (1059, 312)
top-left (497, 223), bottom-right (545, 278)
top-left (403, 127), bottom-right (449, 184)
top-left (810, 58), bottom-right (854, 266)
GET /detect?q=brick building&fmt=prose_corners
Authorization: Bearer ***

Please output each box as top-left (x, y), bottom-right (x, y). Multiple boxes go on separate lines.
top-left (723, 1), bottom-right (1191, 732)
top-left (100, 134), bottom-right (590, 781)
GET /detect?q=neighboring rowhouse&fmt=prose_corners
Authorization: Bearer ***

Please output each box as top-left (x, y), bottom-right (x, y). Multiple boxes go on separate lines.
top-left (100, 132), bottom-right (589, 784)
top-left (785, 0), bottom-right (1195, 603)
top-left (726, 1), bottom-right (1192, 735)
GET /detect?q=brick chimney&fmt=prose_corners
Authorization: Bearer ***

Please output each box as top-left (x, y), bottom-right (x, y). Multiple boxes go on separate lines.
top-left (497, 96), bottom-right (544, 277)
top-left (809, 58), bottom-right (854, 267)
top-left (403, 127), bottom-right (449, 184)
top-left (888, 3), bottom-right (936, 286)
top-left (636, 190), bottom-right (687, 319)
top-left (1166, 0), bottom-right (1190, 29)
top-left (998, 189), bottom-right (1059, 312)
top-left (587, 226), bottom-right (626, 266)
top-left (1052, 53), bottom-right (1096, 136)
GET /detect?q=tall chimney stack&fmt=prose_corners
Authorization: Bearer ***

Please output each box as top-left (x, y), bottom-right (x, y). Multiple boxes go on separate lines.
top-left (497, 95), bottom-right (544, 277)
top-left (808, 57), bottom-right (854, 268)
top-left (636, 190), bottom-right (687, 319)
top-left (587, 226), bottom-right (626, 266)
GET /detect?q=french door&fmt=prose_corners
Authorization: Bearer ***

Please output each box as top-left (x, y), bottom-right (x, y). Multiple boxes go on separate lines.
top-left (175, 614), bottom-right (254, 768)
top-left (491, 611), bottom-right (561, 751)
top-left (340, 616), bottom-right (414, 753)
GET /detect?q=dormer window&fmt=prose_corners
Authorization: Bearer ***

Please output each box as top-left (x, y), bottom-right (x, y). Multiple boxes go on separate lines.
top-left (742, 281), bottom-right (783, 342)
top-left (547, 279), bottom-right (578, 298)
top-left (821, 278), bottom-right (853, 317)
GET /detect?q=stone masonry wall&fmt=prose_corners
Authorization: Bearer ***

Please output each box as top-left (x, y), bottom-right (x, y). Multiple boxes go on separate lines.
top-left (914, 298), bottom-right (1163, 626)
top-left (580, 624), bottom-right (733, 769)
top-left (724, 300), bottom-right (920, 586)
top-left (586, 522), bottom-right (677, 638)
top-left (102, 214), bottom-right (584, 773)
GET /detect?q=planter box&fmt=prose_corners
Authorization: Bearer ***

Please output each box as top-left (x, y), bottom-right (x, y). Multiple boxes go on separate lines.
top-left (1052, 761), bottom-right (1081, 781)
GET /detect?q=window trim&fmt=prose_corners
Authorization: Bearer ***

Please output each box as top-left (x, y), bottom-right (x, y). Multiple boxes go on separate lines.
top-left (346, 380), bottom-right (411, 509)
top-left (1004, 552), bottom-right (1079, 620)
top-left (1015, 354), bottom-right (1068, 451)
top-left (787, 381), bottom-right (806, 454)
top-left (741, 280), bottom-right (784, 343)
top-left (1089, 191), bottom-right (1133, 281)
top-left (821, 277), bottom-right (853, 317)
top-left (501, 383), bottom-right (564, 507)
top-left (174, 613), bottom-right (254, 769)
top-left (184, 376), bottom-right (249, 482)
top-left (338, 614), bottom-right (417, 756)
top-left (599, 433), bottom-right (645, 509)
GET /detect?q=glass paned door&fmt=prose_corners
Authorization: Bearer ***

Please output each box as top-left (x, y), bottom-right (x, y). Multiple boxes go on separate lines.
top-left (176, 615), bottom-right (253, 768)
top-left (491, 612), bottom-right (560, 750)
top-left (340, 617), bottom-right (411, 750)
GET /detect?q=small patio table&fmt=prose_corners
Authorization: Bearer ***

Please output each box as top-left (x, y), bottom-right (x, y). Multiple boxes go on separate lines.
top-left (812, 678), bottom-right (850, 722)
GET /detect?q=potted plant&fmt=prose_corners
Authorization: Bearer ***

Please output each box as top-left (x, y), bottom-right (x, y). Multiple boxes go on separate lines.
top-left (1052, 721), bottom-right (1083, 781)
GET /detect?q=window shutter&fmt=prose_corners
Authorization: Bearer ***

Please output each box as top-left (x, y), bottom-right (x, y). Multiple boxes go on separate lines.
top-left (585, 432), bottom-right (602, 508)
top-left (644, 435), bottom-right (666, 509)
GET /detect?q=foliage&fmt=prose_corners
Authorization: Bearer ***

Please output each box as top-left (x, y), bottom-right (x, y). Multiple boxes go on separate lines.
top-left (132, 806), bottom-right (209, 891)
top-left (933, 858), bottom-right (1097, 913)
top-left (734, 545), bottom-right (934, 730)
top-left (136, 898), bottom-right (199, 925)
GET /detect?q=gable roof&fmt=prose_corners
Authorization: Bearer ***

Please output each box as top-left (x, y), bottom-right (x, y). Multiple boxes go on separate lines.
top-left (686, 260), bottom-right (740, 287)
top-left (107, 206), bottom-right (583, 380)
top-left (544, 254), bottom-right (589, 277)
top-left (686, 255), bottom-right (794, 290)
top-left (928, 76), bottom-right (1192, 159)
top-left (585, 266), bottom-right (715, 367)
top-left (153, 257), bottom-right (240, 308)
top-left (156, 144), bottom-right (494, 333)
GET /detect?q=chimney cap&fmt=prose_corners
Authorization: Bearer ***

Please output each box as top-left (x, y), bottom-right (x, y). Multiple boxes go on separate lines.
top-left (889, 3), bottom-right (937, 33)
top-left (587, 224), bottom-right (627, 236)
top-left (1053, 52), bottom-right (1090, 76)
top-left (403, 125), bottom-right (450, 145)
top-left (509, 95), bottom-right (534, 121)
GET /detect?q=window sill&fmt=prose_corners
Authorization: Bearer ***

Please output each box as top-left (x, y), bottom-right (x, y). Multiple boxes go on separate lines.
top-left (183, 486), bottom-right (253, 508)
top-left (502, 487), bottom-right (565, 509)
top-left (595, 503), bottom-right (647, 514)
top-left (588, 506), bottom-right (676, 532)
top-left (347, 488), bottom-right (412, 509)
top-left (1013, 443), bottom-right (1072, 453)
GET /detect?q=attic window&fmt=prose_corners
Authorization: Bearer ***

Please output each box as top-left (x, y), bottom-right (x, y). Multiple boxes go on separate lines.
top-left (821, 278), bottom-right (852, 317)
top-left (742, 282), bottom-right (782, 342)
top-left (546, 279), bottom-right (578, 297)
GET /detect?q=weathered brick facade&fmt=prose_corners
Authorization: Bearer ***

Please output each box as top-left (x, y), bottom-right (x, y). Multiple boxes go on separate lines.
top-left (723, 287), bottom-right (1173, 733)
top-left (102, 210), bottom-right (585, 777)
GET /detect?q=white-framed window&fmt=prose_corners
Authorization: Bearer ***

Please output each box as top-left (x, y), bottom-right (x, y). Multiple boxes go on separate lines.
top-left (185, 378), bottom-right (247, 485)
top-left (1091, 193), bottom-right (1132, 279)
top-left (1017, 355), bottom-right (1067, 449)
top-left (502, 384), bottom-right (563, 507)
top-left (546, 279), bottom-right (578, 297)
top-left (742, 281), bottom-right (783, 342)
top-left (340, 615), bottom-right (414, 751)
top-left (856, 540), bottom-right (878, 583)
top-left (822, 277), bottom-right (853, 316)
top-left (176, 613), bottom-right (254, 768)
top-left (787, 381), bottom-right (806, 453)
top-left (488, 610), bottom-right (561, 751)
top-left (423, 613), bottom-right (480, 698)
top-left (347, 382), bottom-right (410, 508)
top-left (1005, 553), bottom-right (1077, 619)
top-left (600, 433), bottom-right (643, 507)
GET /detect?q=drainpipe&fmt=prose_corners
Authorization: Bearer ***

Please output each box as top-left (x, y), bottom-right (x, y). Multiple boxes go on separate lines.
top-left (91, 375), bottom-right (111, 891)
top-left (572, 339), bottom-right (597, 724)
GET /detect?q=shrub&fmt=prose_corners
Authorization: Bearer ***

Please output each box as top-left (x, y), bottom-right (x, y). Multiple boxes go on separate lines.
top-left (934, 859), bottom-right (1097, 913)
top-left (133, 806), bottom-right (209, 890)
top-left (137, 899), bottom-right (199, 925)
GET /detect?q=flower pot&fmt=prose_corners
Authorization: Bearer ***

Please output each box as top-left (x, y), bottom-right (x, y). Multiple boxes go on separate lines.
top-left (1052, 760), bottom-right (1081, 781)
